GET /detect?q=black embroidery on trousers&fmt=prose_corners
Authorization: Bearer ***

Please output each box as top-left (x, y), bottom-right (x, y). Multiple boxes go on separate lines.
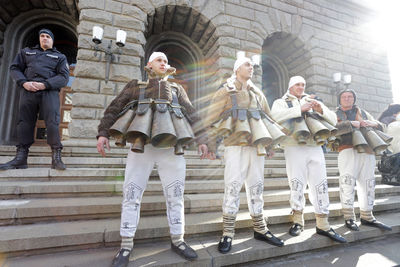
top-left (165, 180), bottom-right (185, 225)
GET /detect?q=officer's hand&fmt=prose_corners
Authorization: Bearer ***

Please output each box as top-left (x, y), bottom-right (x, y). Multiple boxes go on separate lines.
top-left (351, 121), bottom-right (360, 128)
top-left (32, 82), bottom-right (46, 90)
top-left (97, 136), bottom-right (110, 157)
top-left (198, 144), bottom-right (209, 160)
top-left (23, 82), bottom-right (39, 92)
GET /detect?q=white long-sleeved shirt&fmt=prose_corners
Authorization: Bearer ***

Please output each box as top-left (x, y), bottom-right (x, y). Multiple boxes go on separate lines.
top-left (270, 92), bottom-right (337, 147)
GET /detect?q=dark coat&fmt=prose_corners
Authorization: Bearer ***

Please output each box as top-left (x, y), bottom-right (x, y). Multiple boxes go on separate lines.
top-left (10, 45), bottom-right (69, 90)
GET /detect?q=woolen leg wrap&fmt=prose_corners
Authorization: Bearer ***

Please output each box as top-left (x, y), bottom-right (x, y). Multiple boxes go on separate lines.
top-left (291, 209), bottom-right (304, 226)
top-left (315, 213), bottom-right (330, 231)
top-left (360, 209), bottom-right (375, 222)
top-left (121, 237), bottom-right (134, 250)
top-left (171, 234), bottom-right (184, 246)
top-left (251, 214), bottom-right (269, 234)
top-left (342, 208), bottom-right (356, 220)
top-left (222, 213), bottom-right (236, 238)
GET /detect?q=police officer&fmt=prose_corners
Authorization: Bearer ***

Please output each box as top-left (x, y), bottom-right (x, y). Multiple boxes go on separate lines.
top-left (0, 28), bottom-right (69, 170)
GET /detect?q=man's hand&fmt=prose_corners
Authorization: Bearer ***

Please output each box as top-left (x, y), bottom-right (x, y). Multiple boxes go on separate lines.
top-left (351, 121), bottom-right (360, 128)
top-left (198, 144), bottom-right (209, 160)
top-left (23, 81), bottom-right (40, 92)
top-left (360, 120), bottom-right (378, 128)
top-left (301, 101), bottom-right (313, 113)
top-left (97, 136), bottom-right (110, 157)
top-left (32, 82), bottom-right (46, 90)
top-left (266, 150), bottom-right (275, 159)
top-left (310, 100), bottom-right (323, 114)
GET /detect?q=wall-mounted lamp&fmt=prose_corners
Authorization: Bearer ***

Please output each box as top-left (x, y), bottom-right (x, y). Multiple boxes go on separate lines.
top-left (333, 72), bottom-right (352, 104)
top-left (251, 54), bottom-right (260, 66)
top-left (92, 26), bottom-right (127, 83)
top-left (236, 51), bottom-right (245, 59)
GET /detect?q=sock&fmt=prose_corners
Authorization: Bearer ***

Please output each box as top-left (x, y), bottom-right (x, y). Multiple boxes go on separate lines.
top-left (171, 234), bottom-right (184, 246)
top-left (342, 208), bottom-right (356, 221)
top-left (222, 213), bottom-right (236, 238)
top-left (251, 214), bottom-right (269, 234)
top-left (315, 213), bottom-right (330, 231)
top-left (121, 236), bottom-right (134, 251)
top-left (291, 209), bottom-right (304, 226)
top-left (360, 210), bottom-right (375, 222)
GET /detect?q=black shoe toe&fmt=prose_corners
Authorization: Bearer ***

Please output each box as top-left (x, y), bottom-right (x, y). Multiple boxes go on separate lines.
top-left (254, 231), bottom-right (284, 247)
top-left (218, 236), bottom-right (232, 254)
top-left (360, 218), bottom-right (392, 231)
top-left (289, 223), bottom-right (304, 236)
top-left (345, 219), bottom-right (359, 231)
top-left (171, 242), bottom-right (198, 261)
top-left (111, 248), bottom-right (131, 267)
top-left (316, 227), bottom-right (347, 243)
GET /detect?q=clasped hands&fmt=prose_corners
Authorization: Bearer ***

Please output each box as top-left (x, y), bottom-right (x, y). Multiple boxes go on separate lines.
top-left (301, 99), bottom-right (323, 113)
top-left (23, 81), bottom-right (46, 92)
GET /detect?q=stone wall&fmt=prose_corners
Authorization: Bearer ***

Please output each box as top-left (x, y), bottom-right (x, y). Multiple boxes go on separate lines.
top-left (70, 0), bottom-right (393, 140)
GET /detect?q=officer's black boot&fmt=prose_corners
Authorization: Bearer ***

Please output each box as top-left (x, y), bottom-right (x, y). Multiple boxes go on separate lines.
top-left (51, 148), bottom-right (66, 170)
top-left (0, 147), bottom-right (29, 170)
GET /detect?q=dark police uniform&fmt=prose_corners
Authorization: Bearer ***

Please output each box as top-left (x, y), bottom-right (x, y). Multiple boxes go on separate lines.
top-left (10, 44), bottom-right (69, 149)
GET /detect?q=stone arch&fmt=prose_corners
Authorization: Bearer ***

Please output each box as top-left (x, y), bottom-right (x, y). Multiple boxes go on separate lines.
top-left (262, 32), bottom-right (313, 105)
top-left (144, 5), bottom-right (218, 110)
top-left (0, 9), bottom-right (78, 145)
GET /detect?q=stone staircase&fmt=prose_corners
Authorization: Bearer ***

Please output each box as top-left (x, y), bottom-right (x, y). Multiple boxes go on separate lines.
top-left (0, 141), bottom-right (399, 266)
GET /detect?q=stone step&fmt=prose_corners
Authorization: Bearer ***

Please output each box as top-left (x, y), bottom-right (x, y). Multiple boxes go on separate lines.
top-left (0, 156), bottom-right (343, 168)
top-left (2, 175), bottom-right (382, 199)
top-left (0, 167), bottom-right (344, 181)
top-left (0, 144), bottom-right (340, 159)
top-left (0, 196), bottom-right (399, 256)
top-left (0, 185), bottom-right (397, 226)
top-left (4, 213), bottom-right (399, 267)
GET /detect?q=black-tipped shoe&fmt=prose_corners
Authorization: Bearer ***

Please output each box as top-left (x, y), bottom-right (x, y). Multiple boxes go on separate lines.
top-left (254, 231), bottom-right (284, 247)
top-left (316, 227), bottom-right (347, 243)
top-left (171, 242), bottom-right (198, 261)
top-left (289, 223), bottom-right (304, 236)
top-left (111, 248), bottom-right (131, 267)
top-left (345, 219), bottom-right (359, 231)
top-left (360, 218), bottom-right (392, 231)
top-left (218, 236), bottom-right (232, 254)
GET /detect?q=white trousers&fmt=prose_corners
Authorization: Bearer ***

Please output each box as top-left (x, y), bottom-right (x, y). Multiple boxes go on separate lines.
top-left (223, 146), bottom-right (265, 216)
top-left (120, 144), bottom-right (186, 237)
top-left (284, 146), bottom-right (330, 215)
top-left (338, 148), bottom-right (375, 211)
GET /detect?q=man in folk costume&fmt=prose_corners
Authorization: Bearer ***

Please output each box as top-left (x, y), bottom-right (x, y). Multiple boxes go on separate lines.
top-left (207, 57), bottom-right (285, 254)
top-left (336, 89), bottom-right (392, 231)
top-left (270, 76), bottom-right (346, 243)
top-left (97, 52), bottom-right (210, 267)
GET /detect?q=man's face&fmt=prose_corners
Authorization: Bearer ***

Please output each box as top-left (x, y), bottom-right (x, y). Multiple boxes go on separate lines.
top-left (236, 62), bottom-right (253, 80)
top-left (147, 56), bottom-right (168, 75)
top-left (39, 33), bottom-right (53, 50)
top-left (289, 82), bottom-right (305, 99)
top-left (340, 92), bottom-right (355, 109)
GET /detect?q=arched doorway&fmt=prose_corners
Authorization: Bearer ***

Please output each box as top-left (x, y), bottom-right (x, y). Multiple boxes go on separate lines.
top-left (262, 32), bottom-right (311, 105)
top-left (145, 32), bottom-right (202, 103)
top-left (145, 5), bottom-right (217, 111)
top-left (0, 10), bottom-right (78, 145)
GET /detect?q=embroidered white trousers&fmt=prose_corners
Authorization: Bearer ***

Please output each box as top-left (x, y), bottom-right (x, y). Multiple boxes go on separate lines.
top-left (284, 146), bottom-right (330, 215)
top-left (120, 144), bottom-right (186, 237)
top-left (223, 146), bottom-right (265, 216)
top-left (338, 148), bottom-right (375, 212)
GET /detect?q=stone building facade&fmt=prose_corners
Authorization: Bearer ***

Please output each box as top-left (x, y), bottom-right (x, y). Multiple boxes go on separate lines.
top-left (0, 0), bottom-right (393, 144)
